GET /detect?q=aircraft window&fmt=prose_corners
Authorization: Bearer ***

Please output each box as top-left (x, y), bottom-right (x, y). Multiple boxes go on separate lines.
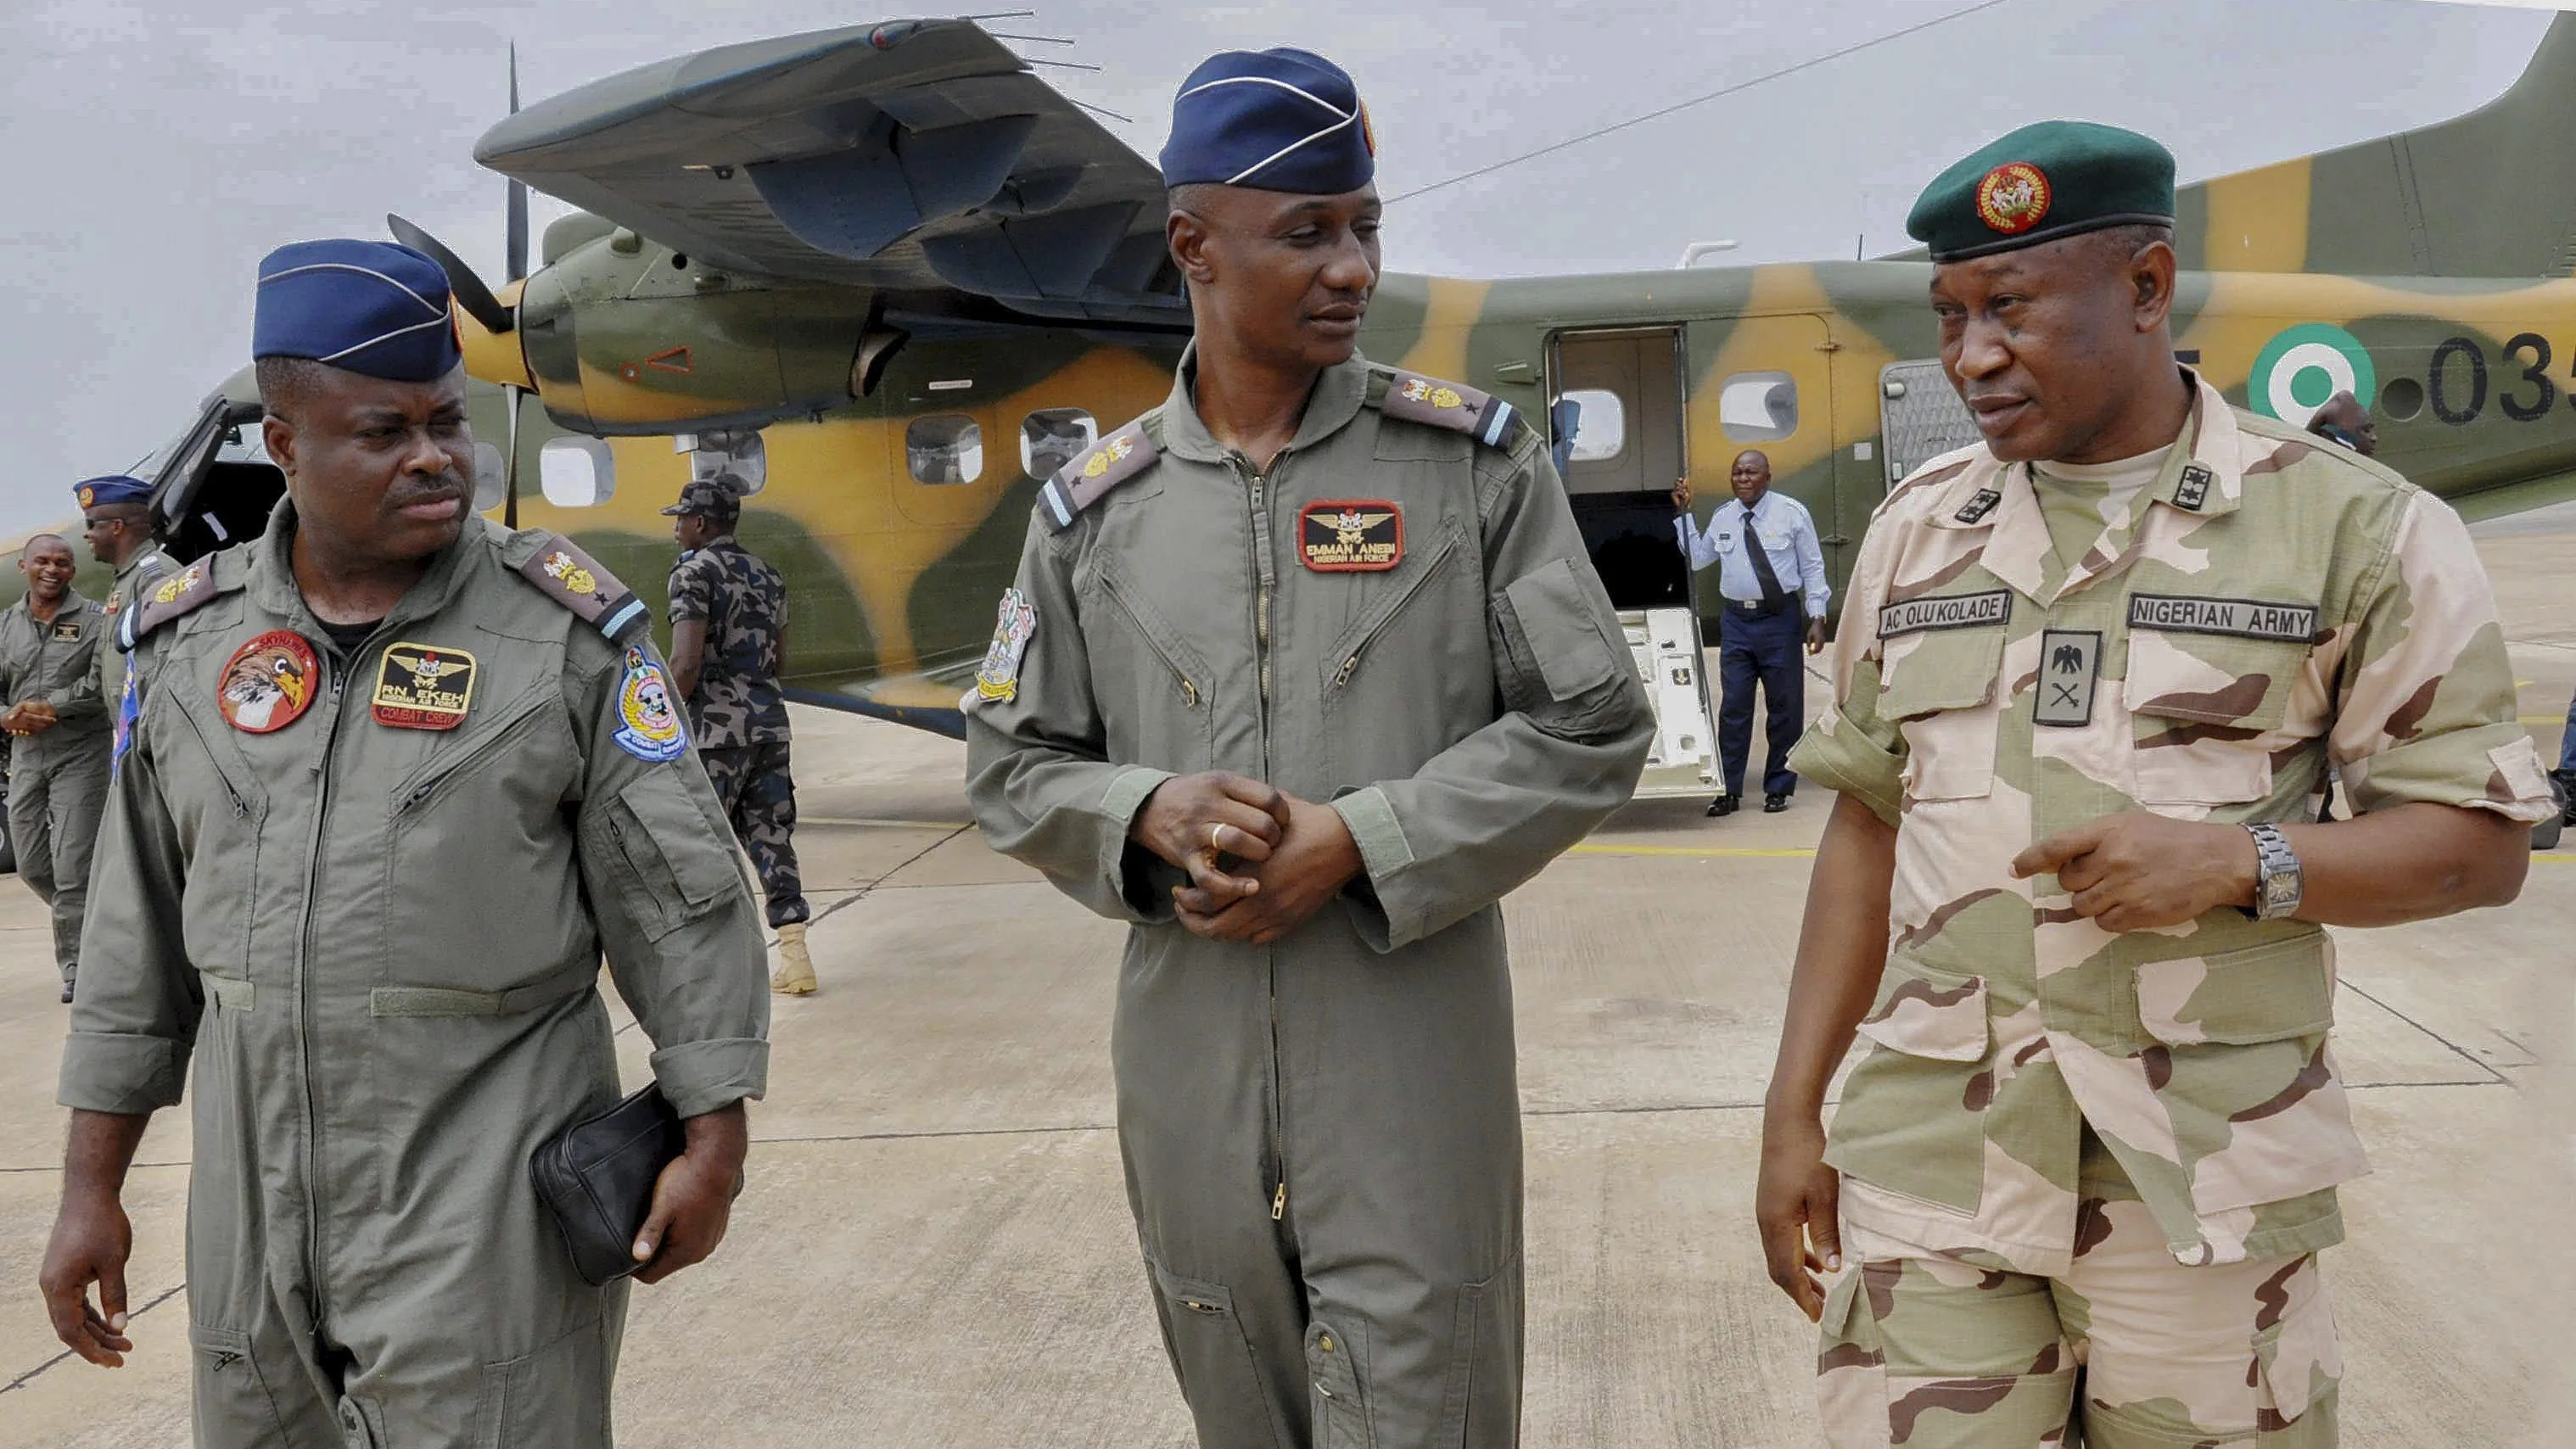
top-left (692, 427), bottom-right (767, 496)
top-left (2379, 377), bottom-right (2425, 422)
top-left (1021, 410), bottom-right (1098, 479)
top-left (907, 415), bottom-right (984, 485)
top-left (473, 443), bottom-right (507, 512)
top-left (539, 437), bottom-right (617, 507)
top-left (1560, 389), bottom-right (1626, 463)
top-left (1719, 372), bottom-right (1800, 442)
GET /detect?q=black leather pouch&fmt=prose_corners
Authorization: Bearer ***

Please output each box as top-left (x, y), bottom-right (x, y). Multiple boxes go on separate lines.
top-left (531, 1083), bottom-right (685, 1286)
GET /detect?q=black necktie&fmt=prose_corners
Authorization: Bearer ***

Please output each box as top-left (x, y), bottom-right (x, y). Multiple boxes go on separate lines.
top-left (1742, 505), bottom-right (1792, 610)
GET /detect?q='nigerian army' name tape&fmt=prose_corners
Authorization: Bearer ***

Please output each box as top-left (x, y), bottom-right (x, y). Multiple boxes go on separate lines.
top-left (2125, 594), bottom-right (2319, 643)
top-left (1878, 589), bottom-right (2012, 638)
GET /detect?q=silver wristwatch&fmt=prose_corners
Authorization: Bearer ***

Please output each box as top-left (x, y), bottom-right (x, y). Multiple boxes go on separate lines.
top-left (2243, 823), bottom-right (2304, 920)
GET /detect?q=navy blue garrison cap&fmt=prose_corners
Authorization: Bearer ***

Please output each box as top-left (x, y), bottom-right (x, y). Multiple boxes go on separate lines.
top-left (75, 475), bottom-right (150, 510)
top-left (253, 240), bottom-right (462, 382)
top-left (1160, 48), bottom-right (1375, 194)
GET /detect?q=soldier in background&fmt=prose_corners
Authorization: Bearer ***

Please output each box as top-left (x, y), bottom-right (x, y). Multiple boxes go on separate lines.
top-left (0, 534), bottom-right (108, 1002)
top-left (1757, 122), bottom-right (2549, 1448)
top-left (666, 478), bottom-right (815, 994)
top-left (76, 474), bottom-right (171, 735)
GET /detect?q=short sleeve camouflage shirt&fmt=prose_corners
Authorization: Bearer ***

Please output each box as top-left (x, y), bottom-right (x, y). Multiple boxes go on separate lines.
top-left (1789, 374), bottom-right (2552, 1277)
top-left (667, 536), bottom-right (789, 747)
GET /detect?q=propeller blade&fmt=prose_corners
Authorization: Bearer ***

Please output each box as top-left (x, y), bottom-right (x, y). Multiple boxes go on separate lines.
top-left (387, 213), bottom-right (513, 335)
top-left (506, 44), bottom-right (529, 283)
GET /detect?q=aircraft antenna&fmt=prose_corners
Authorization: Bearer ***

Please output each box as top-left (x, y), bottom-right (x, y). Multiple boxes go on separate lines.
top-left (1020, 56), bottom-right (1101, 72)
top-left (989, 31), bottom-right (1075, 45)
top-left (1386, 0), bottom-right (2013, 205)
top-left (958, 9), bottom-right (1039, 20)
top-left (1072, 98), bottom-right (1134, 125)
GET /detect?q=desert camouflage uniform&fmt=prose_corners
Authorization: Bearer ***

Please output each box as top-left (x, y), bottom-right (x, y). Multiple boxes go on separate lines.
top-left (0, 590), bottom-right (109, 987)
top-left (669, 535), bottom-right (807, 928)
top-left (1789, 374), bottom-right (2554, 1447)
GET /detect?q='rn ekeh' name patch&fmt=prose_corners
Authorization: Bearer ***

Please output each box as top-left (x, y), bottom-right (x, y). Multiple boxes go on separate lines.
top-left (2126, 594), bottom-right (2318, 644)
top-left (1298, 501), bottom-right (1403, 572)
top-left (1878, 589), bottom-right (2011, 639)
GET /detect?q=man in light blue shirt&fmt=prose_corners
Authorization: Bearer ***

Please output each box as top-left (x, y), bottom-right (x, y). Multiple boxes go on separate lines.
top-left (1672, 450), bottom-right (1829, 815)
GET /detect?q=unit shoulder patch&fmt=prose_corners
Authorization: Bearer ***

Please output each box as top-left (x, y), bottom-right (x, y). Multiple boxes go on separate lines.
top-left (1374, 369), bottom-right (1523, 450)
top-left (611, 646), bottom-right (690, 761)
top-left (971, 588), bottom-right (1039, 705)
top-left (1037, 423), bottom-right (1160, 533)
top-left (511, 532), bottom-right (651, 646)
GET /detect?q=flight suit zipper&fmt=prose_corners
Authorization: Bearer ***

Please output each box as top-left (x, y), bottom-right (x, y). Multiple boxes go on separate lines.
top-left (1327, 534), bottom-right (1466, 695)
top-left (295, 646), bottom-right (361, 1332)
top-left (1095, 574), bottom-right (1203, 710)
top-left (1229, 450), bottom-right (1291, 1226)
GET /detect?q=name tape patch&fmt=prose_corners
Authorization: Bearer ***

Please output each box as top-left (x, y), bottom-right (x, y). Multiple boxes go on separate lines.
top-left (372, 641), bottom-right (477, 731)
top-left (2126, 594), bottom-right (2317, 644)
top-left (1298, 501), bottom-right (1403, 572)
top-left (1879, 589), bottom-right (2012, 639)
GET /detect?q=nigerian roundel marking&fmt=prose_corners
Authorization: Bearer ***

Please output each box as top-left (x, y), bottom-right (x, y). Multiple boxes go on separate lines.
top-left (2249, 323), bottom-right (2377, 427)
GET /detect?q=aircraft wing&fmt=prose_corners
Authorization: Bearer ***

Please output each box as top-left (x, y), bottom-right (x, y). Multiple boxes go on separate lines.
top-left (476, 20), bottom-right (1184, 325)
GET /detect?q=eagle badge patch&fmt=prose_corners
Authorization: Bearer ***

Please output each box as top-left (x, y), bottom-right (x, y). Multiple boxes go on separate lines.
top-left (1297, 501), bottom-right (1403, 572)
top-left (372, 641), bottom-right (477, 730)
top-left (217, 630), bottom-right (322, 735)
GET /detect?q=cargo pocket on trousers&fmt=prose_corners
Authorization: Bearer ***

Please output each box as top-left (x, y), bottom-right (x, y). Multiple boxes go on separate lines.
top-left (1308, 1317), bottom-right (1373, 1449)
top-left (476, 1314), bottom-right (610, 1448)
top-left (189, 1323), bottom-right (290, 1442)
top-left (1149, 1262), bottom-right (1285, 1446)
top-left (1436, 1254), bottom-right (1521, 1446)
top-left (1813, 1269), bottom-right (1890, 1446)
top-left (2252, 1261), bottom-right (2342, 1445)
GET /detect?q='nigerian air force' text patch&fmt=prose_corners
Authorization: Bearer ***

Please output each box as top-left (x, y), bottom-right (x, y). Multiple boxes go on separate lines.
top-left (1298, 501), bottom-right (1403, 572)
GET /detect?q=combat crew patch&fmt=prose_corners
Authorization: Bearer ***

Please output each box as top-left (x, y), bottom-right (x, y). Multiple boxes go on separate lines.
top-left (1038, 428), bottom-right (1159, 533)
top-left (50, 619), bottom-right (83, 642)
top-left (2127, 594), bottom-right (2319, 644)
top-left (611, 646), bottom-right (689, 761)
top-left (1954, 488), bottom-right (2003, 525)
top-left (372, 641), bottom-right (477, 730)
top-left (2033, 629), bottom-right (2102, 729)
top-left (217, 630), bottom-right (321, 735)
top-left (1879, 589), bottom-right (2012, 639)
top-left (973, 589), bottom-right (1038, 704)
top-left (2174, 463), bottom-right (2215, 512)
top-left (1976, 161), bottom-right (2052, 236)
top-left (1379, 371), bottom-right (1520, 449)
top-left (1298, 501), bottom-right (1403, 572)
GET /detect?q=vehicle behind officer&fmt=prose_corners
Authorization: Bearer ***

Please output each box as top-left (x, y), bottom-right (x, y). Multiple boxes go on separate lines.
top-left (39, 239), bottom-right (769, 1448)
top-left (966, 48), bottom-right (1651, 1449)
top-left (664, 478), bottom-right (815, 994)
top-left (0, 533), bottom-right (107, 1002)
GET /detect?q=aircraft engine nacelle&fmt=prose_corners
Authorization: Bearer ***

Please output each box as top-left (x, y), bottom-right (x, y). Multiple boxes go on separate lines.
top-left (498, 228), bottom-right (881, 437)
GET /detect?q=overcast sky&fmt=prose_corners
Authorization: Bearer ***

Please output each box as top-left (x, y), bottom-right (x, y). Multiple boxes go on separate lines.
top-left (0, 0), bottom-right (2552, 532)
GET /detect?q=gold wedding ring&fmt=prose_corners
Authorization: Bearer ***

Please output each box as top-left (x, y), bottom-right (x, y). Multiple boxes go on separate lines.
top-left (1209, 821), bottom-right (1226, 853)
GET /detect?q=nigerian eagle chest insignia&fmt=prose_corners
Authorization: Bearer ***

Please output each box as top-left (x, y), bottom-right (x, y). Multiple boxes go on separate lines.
top-left (1297, 501), bottom-right (1403, 573)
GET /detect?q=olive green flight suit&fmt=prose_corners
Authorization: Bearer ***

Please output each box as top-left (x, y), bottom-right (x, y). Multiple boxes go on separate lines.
top-left (967, 351), bottom-right (1654, 1449)
top-left (0, 591), bottom-right (109, 987)
top-left (98, 541), bottom-right (173, 714)
top-left (61, 506), bottom-right (770, 1448)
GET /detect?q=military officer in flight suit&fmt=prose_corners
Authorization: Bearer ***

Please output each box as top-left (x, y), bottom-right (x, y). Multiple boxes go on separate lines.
top-left (966, 49), bottom-right (1653, 1449)
top-left (0, 532), bottom-right (109, 1001)
top-left (78, 473), bottom-right (173, 719)
top-left (39, 240), bottom-right (770, 1448)
top-left (1756, 123), bottom-right (2551, 1448)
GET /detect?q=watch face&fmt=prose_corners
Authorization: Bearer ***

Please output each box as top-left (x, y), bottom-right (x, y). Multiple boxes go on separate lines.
top-left (2262, 871), bottom-right (2303, 912)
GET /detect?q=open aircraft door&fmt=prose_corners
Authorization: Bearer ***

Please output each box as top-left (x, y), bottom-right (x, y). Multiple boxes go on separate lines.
top-left (1546, 326), bottom-right (1721, 800)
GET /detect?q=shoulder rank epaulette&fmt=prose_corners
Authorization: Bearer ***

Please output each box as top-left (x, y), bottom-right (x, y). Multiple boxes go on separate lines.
top-left (1373, 368), bottom-right (1523, 450)
top-left (116, 556), bottom-right (229, 652)
top-left (1037, 422), bottom-right (1160, 533)
top-left (511, 532), bottom-right (652, 645)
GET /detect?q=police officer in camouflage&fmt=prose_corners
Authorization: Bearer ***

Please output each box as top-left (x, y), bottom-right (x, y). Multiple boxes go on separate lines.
top-left (39, 240), bottom-right (768, 1448)
top-left (1755, 123), bottom-right (2551, 1449)
top-left (0, 532), bottom-right (109, 1002)
top-left (664, 478), bottom-right (815, 994)
top-left (968, 49), bottom-right (1651, 1449)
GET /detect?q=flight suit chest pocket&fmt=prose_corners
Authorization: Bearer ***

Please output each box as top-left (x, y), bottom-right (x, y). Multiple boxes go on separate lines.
top-left (158, 695), bottom-right (269, 974)
top-left (384, 688), bottom-right (581, 979)
top-left (1083, 565), bottom-right (1215, 770)
top-left (2125, 624), bottom-right (2313, 806)
top-left (1878, 625), bottom-right (2007, 803)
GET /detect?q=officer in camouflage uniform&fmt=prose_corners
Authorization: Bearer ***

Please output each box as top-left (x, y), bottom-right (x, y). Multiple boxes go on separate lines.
top-left (39, 240), bottom-right (767, 1448)
top-left (968, 50), bottom-right (1651, 1449)
top-left (0, 533), bottom-right (109, 1001)
top-left (1755, 124), bottom-right (2551, 1449)
top-left (664, 478), bottom-right (814, 995)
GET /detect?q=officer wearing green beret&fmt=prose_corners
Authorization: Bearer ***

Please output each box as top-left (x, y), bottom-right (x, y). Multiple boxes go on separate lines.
top-left (966, 47), bottom-right (1651, 1449)
top-left (39, 240), bottom-right (769, 1447)
top-left (1756, 121), bottom-right (2550, 1448)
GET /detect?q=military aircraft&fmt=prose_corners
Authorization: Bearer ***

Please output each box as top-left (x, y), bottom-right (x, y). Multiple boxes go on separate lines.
top-left (108, 12), bottom-right (2576, 778)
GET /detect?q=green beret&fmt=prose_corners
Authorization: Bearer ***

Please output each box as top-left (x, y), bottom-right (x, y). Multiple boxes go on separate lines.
top-left (1907, 120), bottom-right (2176, 262)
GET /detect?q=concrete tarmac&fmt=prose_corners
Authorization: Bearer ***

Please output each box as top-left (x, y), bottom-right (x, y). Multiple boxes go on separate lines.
top-left (0, 506), bottom-right (2571, 1446)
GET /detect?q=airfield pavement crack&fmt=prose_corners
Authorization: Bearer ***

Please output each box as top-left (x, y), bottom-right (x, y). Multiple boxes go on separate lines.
top-left (0, 1281), bottom-right (186, 1396)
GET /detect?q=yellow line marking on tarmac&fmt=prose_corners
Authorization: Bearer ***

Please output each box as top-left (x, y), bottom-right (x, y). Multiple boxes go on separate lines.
top-left (2521, 716), bottom-right (2568, 725)
top-left (804, 817), bottom-right (974, 831)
